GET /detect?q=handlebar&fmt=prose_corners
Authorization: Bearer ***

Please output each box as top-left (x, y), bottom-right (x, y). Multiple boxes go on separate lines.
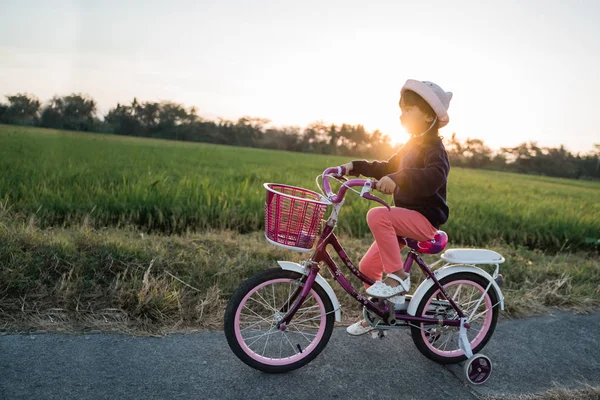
top-left (321, 166), bottom-right (391, 210)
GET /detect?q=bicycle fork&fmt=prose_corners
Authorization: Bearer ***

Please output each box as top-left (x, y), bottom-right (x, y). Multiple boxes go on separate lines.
top-left (275, 263), bottom-right (320, 330)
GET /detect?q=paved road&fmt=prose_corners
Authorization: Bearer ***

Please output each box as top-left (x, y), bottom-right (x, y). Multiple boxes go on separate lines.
top-left (1, 311), bottom-right (599, 400)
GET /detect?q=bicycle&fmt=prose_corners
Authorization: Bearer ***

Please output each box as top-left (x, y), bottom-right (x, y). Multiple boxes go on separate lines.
top-left (224, 166), bottom-right (506, 384)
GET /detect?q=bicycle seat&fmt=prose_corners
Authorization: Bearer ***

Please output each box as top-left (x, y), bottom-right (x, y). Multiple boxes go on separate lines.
top-left (398, 230), bottom-right (448, 254)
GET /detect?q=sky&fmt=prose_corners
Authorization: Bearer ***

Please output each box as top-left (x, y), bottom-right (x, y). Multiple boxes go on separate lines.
top-left (1, 0), bottom-right (599, 153)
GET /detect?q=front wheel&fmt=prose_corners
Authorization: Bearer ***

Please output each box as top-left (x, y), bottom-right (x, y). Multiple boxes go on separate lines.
top-left (224, 268), bottom-right (335, 373)
top-left (410, 273), bottom-right (499, 364)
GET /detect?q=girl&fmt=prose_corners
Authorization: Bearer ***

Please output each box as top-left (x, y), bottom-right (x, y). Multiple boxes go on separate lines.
top-left (343, 79), bottom-right (453, 336)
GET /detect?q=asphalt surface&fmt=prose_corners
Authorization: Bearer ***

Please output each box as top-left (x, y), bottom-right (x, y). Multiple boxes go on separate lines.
top-left (1, 311), bottom-right (599, 400)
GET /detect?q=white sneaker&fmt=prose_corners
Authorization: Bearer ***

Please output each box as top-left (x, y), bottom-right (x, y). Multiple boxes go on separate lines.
top-left (365, 273), bottom-right (410, 298)
top-left (346, 320), bottom-right (375, 336)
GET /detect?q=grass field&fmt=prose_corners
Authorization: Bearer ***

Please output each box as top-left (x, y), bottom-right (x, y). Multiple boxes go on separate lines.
top-left (2, 124), bottom-right (599, 251)
top-left (1, 124), bottom-right (599, 333)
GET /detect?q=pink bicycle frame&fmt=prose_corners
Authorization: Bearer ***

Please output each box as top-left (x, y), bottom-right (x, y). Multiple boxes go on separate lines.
top-left (275, 167), bottom-right (467, 330)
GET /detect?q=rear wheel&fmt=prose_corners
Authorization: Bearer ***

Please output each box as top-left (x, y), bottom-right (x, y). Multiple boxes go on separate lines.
top-left (410, 273), bottom-right (499, 364)
top-left (224, 268), bottom-right (335, 373)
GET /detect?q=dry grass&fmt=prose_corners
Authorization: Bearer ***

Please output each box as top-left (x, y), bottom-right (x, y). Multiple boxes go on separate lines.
top-left (0, 211), bottom-right (598, 335)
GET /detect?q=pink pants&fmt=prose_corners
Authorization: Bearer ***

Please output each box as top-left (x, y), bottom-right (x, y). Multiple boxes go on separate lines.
top-left (359, 207), bottom-right (438, 289)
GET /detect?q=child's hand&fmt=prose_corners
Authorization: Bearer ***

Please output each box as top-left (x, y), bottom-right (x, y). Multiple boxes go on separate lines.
top-left (375, 176), bottom-right (396, 195)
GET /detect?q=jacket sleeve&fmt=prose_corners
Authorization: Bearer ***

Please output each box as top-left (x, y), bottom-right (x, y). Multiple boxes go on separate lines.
top-left (386, 145), bottom-right (449, 197)
top-left (349, 148), bottom-right (403, 180)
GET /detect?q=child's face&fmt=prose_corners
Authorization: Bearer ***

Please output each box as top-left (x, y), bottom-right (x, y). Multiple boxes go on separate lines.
top-left (399, 97), bottom-right (435, 135)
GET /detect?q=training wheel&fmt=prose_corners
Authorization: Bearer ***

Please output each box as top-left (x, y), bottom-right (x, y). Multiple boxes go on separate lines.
top-left (464, 354), bottom-right (492, 385)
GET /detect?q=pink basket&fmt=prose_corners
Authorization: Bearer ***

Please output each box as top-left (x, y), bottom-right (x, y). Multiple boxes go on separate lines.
top-left (264, 183), bottom-right (331, 252)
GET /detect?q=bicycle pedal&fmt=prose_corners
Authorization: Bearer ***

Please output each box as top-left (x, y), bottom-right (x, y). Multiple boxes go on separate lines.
top-left (370, 330), bottom-right (388, 339)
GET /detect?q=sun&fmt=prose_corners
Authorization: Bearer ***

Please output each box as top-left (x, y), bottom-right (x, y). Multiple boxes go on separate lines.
top-left (369, 119), bottom-right (408, 147)
top-left (390, 125), bottom-right (409, 145)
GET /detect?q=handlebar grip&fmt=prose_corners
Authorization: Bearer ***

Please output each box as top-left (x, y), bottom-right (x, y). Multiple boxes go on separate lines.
top-left (322, 166), bottom-right (348, 197)
top-left (332, 166), bottom-right (348, 182)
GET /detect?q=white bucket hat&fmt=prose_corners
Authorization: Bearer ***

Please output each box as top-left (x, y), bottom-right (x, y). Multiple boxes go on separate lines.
top-left (401, 79), bottom-right (453, 128)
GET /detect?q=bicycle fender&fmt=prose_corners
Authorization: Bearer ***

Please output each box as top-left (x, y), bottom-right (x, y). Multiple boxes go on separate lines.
top-left (277, 261), bottom-right (342, 322)
top-left (407, 265), bottom-right (505, 316)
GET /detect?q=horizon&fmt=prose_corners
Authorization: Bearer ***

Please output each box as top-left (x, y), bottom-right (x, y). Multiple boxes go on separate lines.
top-left (1, 92), bottom-right (598, 155)
top-left (1, 0), bottom-right (599, 154)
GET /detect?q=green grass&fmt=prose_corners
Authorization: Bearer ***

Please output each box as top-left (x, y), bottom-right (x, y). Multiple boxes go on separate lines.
top-left (1, 124), bottom-right (599, 251)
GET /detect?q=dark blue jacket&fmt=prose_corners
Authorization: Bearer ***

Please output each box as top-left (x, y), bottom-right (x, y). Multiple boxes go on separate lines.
top-left (351, 137), bottom-right (450, 229)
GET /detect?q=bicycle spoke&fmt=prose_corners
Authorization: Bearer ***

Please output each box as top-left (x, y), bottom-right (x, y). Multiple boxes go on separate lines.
top-left (452, 285), bottom-right (462, 302)
top-left (282, 330), bottom-right (299, 354)
top-left (440, 332), bottom-right (454, 351)
top-left (286, 314), bottom-right (323, 327)
top-left (297, 304), bottom-right (320, 312)
top-left (239, 312), bottom-right (269, 322)
top-left (244, 329), bottom-right (276, 342)
top-left (246, 329), bottom-right (279, 347)
top-left (457, 298), bottom-right (480, 310)
top-left (290, 326), bottom-right (317, 343)
top-left (247, 295), bottom-right (276, 312)
top-left (469, 308), bottom-right (489, 322)
top-left (289, 322), bottom-right (320, 330)
top-left (262, 324), bottom-right (273, 356)
top-left (293, 305), bottom-right (320, 320)
top-left (468, 288), bottom-right (480, 307)
top-left (241, 305), bottom-right (271, 321)
top-left (294, 302), bottom-right (320, 313)
top-left (240, 319), bottom-right (271, 332)
top-left (279, 331), bottom-right (284, 358)
top-left (246, 332), bottom-right (268, 348)
top-left (255, 290), bottom-right (277, 312)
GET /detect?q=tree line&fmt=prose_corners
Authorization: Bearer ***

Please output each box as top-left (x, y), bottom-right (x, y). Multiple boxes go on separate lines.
top-left (1, 93), bottom-right (599, 180)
